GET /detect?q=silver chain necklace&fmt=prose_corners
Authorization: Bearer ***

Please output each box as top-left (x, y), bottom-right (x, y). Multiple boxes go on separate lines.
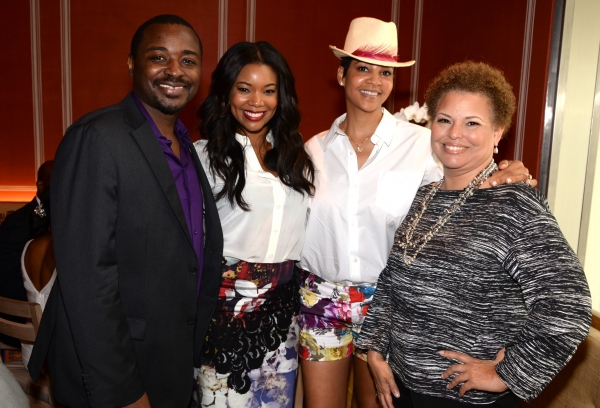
top-left (398, 159), bottom-right (498, 265)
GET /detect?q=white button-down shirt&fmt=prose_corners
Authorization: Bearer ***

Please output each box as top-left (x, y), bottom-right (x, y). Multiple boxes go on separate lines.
top-left (299, 109), bottom-right (442, 284)
top-left (195, 134), bottom-right (309, 263)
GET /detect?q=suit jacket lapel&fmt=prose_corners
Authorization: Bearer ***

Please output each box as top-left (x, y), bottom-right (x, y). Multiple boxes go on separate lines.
top-left (120, 95), bottom-right (194, 248)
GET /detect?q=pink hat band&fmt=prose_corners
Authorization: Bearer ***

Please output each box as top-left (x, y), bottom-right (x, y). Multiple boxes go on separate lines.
top-left (351, 49), bottom-right (399, 63)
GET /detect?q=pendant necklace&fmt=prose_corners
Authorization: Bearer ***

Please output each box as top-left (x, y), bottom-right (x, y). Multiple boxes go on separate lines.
top-left (397, 158), bottom-right (498, 265)
top-left (342, 123), bottom-right (371, 153)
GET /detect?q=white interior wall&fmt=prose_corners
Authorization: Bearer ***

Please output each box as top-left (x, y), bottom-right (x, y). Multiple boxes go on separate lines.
top-left (548, 0), bottom-right (600, 311)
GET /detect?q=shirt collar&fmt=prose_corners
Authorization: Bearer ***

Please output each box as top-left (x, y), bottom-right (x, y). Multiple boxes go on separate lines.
top-left (323, 108), bottom-right (396, 150)
top-left (235, 132), bottom-right (276, 178)
top-left (131, 92), bottom-right (190, 147)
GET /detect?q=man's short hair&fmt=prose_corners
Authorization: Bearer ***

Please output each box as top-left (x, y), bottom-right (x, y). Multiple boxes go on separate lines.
top-left (130, 14), bottom-right (203, 60)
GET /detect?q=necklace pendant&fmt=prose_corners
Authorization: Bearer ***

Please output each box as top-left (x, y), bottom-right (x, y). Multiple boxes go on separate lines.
top-left (356, 146), bottom-right (363, 153)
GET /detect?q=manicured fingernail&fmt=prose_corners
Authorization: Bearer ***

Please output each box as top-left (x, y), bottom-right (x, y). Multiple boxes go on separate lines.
top-left (491, 181), bottom-right (498, 186)
top-left (394, 392), bottom-right (400, 398)
top-left (438, 351), bottom-right (445, 356)
top-left (506, 178), bottom-right (512, 183)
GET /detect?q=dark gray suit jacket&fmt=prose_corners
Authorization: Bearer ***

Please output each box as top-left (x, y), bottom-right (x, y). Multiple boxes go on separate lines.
top-left (29, 94), bottom-right (223, 407)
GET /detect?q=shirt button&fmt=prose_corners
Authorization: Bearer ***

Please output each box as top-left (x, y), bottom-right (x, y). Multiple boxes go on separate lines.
top-left (268, 254), bottom-right (274, 258)
top-left (188, 320), bottom-right (195, 328)
top-left (190, 267), bottom-right (197, 275)
top-left (349, 151), bottom-right (354, 156)
top-left (353, 184), bottom-right (358, 188)
top-left (194, 230), bottom-right (198, 235)
top-left (353, 258), bottom-right (358, 262)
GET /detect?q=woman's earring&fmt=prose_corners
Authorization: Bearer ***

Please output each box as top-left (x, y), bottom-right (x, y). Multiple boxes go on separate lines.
top-left (493, 145), bottom-right (499, 154)
top-left (340, 82), bottom-right (344, 86)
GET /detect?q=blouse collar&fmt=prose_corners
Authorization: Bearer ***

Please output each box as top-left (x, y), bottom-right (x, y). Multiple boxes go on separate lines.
top-left (235, 132), bottom-right (278, 180)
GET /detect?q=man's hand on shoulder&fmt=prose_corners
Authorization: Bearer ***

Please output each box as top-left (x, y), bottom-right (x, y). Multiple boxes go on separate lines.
top-left (123, 393), bottom-right (150, 408)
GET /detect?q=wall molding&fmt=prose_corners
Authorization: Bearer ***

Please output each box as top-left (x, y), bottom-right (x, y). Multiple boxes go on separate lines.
top-left (514, 0), bottom-right (536, 161)
top-left (410, 0), bottom-right (423, 103)
top-left (246, 0), bottom-right (256, 42)
top-left (539, 0), bottom-right (566, 194)
top-left (577, 42), bottom-right (600, 264)
top-left (30, 0), bottom-right (44, 175)
top-left (387, 0), bottom-right (400, 114)
top-left (547, 0), bottom-right (575, 209)
top-left (0, 186), bottom-right (37, 192)
top-left (391, 0), bottom-right (400, 25)
top-left (61, 0), bottom-right (72, 133)
top-left (218, 0), bottom-right (228, 59)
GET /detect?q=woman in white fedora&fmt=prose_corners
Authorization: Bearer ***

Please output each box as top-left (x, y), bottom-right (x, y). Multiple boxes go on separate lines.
top-left (297, 17), bottom-right (534, 408)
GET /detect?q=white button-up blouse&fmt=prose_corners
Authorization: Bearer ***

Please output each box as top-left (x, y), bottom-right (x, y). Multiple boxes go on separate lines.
top-left (195, 134), bottom-right (309, 264)
top-left (299, 109), bottom-right (443, 284)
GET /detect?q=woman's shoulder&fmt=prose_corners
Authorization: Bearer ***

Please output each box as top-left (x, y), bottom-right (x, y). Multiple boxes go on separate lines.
top-left (192, 139), bottom-right (221, 186)
top-left (304, 129), bottom-right (330, 155)
top-left (193, 138), bottom-right (208, 152)
top-left (485, 183), bottom-right (551, 217)
top-left (193, 139), bottom-right (209, 163)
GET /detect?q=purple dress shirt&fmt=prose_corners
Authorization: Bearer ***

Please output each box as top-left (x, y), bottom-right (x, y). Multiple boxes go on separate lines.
top-left (132, 92), bottom-right (204, 294)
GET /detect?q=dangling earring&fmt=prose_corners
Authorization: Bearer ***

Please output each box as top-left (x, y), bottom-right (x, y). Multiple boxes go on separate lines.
top-left (493, 145), bottom-right (499, 154)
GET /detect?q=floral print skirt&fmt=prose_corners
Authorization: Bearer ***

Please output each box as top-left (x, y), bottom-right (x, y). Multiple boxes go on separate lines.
top-left (194, 258), bottom-right (300, 408)
top-left (298, 270), bottom-right (376, 362)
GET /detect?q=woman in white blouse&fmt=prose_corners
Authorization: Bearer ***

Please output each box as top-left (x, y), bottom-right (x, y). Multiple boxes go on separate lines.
top-left (193, 41), bottom-right (314, 408)
top-left (297, 17), bottom-right (534, 408)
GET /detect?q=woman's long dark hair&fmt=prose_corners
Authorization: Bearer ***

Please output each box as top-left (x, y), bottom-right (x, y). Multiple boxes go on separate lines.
top-left (198, 41), bottom-right (314, 210)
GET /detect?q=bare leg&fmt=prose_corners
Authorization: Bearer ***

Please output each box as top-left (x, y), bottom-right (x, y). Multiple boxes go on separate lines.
top-left (351, 356), bottom-right (380, 408)
top-left (295, 365), bottom-right (303, 408)
top-left (301, 357), bottom-right (352, 408)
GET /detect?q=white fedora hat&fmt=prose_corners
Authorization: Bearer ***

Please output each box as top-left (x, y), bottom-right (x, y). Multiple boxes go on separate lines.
top-left (330, 17), bottom-right (415, 68)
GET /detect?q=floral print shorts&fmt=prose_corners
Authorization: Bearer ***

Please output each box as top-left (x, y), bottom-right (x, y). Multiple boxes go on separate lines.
top-left (298, 270), bottom-right (376, 362)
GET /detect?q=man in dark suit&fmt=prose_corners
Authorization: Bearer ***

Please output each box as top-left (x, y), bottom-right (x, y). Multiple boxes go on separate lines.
top-left (28, 15), bottom-right (223, 408)
top-left (0, 160), bottom-right (52, 347)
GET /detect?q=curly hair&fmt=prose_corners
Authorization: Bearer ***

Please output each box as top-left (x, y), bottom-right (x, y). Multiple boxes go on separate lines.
top-left (198, 41), bottom-right (314, 210)
top-left (424, 61), bottom-right (516, 134)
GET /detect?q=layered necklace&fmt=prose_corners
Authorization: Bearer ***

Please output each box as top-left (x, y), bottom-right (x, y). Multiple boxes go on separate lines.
top-left (398, 158), bottom-right (498, 265)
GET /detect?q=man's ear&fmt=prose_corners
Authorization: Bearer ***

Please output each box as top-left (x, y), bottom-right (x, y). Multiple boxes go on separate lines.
top-left (127, 55), bottom-right (134, 77)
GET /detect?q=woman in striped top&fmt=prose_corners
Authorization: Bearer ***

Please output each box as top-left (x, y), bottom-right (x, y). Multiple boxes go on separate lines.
top-left (356, 61), bottom-right (591, 408)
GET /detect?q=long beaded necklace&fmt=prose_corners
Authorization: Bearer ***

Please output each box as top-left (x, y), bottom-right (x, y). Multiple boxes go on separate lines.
top-left (341, 122), bottom-right (371, 153)
top-left (398, 158), bottom-right (498, 265)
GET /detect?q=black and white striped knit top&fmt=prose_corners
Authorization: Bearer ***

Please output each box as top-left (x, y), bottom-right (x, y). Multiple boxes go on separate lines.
top-left (356, 182), bottom-right (591, 404)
